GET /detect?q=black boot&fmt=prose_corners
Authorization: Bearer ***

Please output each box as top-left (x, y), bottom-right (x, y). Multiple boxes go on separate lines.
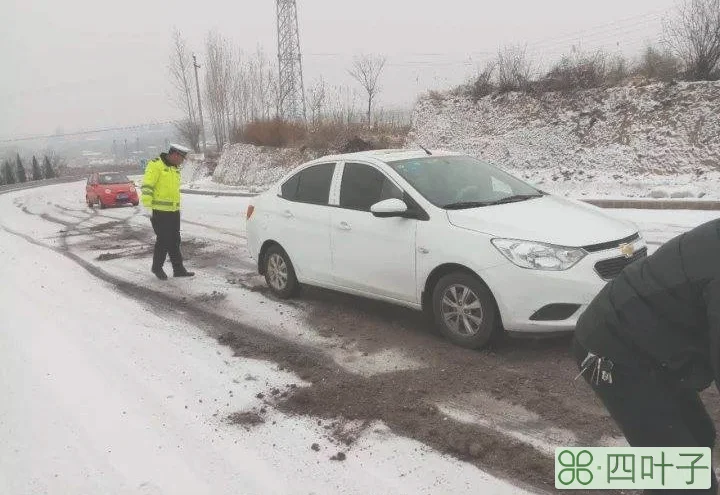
top-left (173, 267), bottom-right (195, 277)
top-left (152, 267), bottom-right (168, 280)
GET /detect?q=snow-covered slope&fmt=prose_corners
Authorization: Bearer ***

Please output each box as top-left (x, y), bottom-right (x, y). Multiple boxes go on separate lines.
top-left (180, 156), bottom-right (210, 185)
top-left (211, 144), bottom-right (319, 193)
top-left (410, 81), bottom-right (720, 199)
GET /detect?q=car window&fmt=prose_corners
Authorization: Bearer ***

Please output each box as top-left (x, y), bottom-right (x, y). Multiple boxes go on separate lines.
top-left (491, 176), bottom-right (513, 195)
top-left (389, 155), bottom-right (540, 208)
top-left (339, 163), bottom-right (402, 211)
top-left (282, 163), bottom-right (335, 205)
top-left (281, 173), bottom-right (300, 200)
top-left (98, 173), bottom-right (130, 184)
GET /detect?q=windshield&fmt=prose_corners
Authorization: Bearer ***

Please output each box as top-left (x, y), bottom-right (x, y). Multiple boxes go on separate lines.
top-left (388, 155), bottom-right (541, 208)
top-left (98, 173), bottom-right (131, 185)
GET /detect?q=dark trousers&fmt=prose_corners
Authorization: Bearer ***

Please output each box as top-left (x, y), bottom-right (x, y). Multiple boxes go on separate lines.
top-left (572, 337), bottom-right (717, 494)
top-left (150, 210), bottom-right (183, 271)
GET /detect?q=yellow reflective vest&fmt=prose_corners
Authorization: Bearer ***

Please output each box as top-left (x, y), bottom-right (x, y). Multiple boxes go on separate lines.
top-left (141, 155), bottom-right (181, 211)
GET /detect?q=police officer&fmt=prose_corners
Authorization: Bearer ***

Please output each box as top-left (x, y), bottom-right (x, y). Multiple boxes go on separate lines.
top-left (573, 219), bottom-right (720, 494)
top-left (141, 144), bottom-right (194, 280)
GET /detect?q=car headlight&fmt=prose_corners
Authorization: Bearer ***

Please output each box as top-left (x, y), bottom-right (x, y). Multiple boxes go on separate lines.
top-left (105, 188), bottom-right (112, 194)
top-left (491, 238), bottom-right (586, 271)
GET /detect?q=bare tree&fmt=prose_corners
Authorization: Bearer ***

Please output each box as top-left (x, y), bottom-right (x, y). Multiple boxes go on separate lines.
top-left (467, 61), bottom-right (497, 101)
top-left (348, 53), bottom-right (386, 125)
top-left (173, 120), bottom-right (201, 152)
top-left (496, 44), bottom-right (533, 92)
top-left (54, 156), bottom-right (67, 176)
top-left (634, 45), bottom-right (680, 81)
top-left (168, 29), bottom-right (198, 133)
top-left (307, 77), bottom-right (327, 126)
top-left (204, 31), bottom-right (233, 149)
top-left (664, 0), bottom-right (720, 80)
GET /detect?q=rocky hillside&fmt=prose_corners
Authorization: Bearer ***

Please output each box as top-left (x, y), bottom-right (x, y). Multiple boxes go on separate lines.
top-left (410, 81), bottom-right (720, 199)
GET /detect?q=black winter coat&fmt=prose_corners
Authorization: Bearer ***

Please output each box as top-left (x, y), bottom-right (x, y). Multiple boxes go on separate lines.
top-left (575, 218), bottom-right (720, 391)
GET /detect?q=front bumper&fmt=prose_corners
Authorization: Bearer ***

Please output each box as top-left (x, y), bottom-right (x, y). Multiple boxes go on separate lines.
top-left (101, 192), bottom-right (139, 205)
top-left (482, 250), bottom-right (621, 334)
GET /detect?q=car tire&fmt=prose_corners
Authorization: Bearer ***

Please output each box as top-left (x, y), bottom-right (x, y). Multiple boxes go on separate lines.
top-left (264, 245), bottom-right (299, 299)
top-left (87, 197), bottom-right (94, 208)
top-left (98, 198), bottom-right (106, 209)
top-left (432, 272), bottom-right (501, 349)
top-left (132, 202), bottom-right (139, 207)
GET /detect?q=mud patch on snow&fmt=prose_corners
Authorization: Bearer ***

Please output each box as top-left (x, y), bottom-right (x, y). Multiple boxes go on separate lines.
top-left (97, 252), bottom-right (124, 261)
top-left (196, 291), bottom-right (227, 303)
top-left (226, 411), bottom-right (265, 428)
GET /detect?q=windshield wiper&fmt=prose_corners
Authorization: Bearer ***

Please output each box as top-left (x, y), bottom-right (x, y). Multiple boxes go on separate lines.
top-left (443, 194), bottom-right (543, 210)
top-left (483, 194), bottom-right (543, 206)
top-left (442, 201), bottom-right (492, 210)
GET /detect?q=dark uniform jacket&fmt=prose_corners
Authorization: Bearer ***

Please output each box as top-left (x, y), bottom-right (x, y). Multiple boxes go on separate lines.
top-left (575, 218), bottom-right (720, 391)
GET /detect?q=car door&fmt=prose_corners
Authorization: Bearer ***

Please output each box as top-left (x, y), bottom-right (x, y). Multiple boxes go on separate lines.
top-left (87, 174), bottom-right (98, 201)
top-left (330, 162), bottom-right (418, 303)
top-left (273, 162), bottom-right (336, 284)
top-left (85, 175), bottom-right (93, 201)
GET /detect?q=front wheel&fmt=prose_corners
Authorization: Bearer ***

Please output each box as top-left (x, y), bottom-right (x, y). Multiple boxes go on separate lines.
top-left (264, 245), bottom-right (299, 299)
top-left (432, 272), bottom-right (501, 349)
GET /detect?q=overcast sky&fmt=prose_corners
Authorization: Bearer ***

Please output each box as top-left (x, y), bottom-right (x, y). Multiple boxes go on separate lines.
top-left (1, 0), bottom-right (680, 138)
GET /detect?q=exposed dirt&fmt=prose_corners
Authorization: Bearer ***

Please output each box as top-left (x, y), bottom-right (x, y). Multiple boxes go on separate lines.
top-left (196, 291), bottom-right (227, 303)
top-left (226, 411), bottom-right (265, 428)
top-left (97, 252), bottom-right (123, 261)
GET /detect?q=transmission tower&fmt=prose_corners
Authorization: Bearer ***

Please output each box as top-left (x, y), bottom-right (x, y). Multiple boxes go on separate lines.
top-left (276, 0), bottom-right (306, 122)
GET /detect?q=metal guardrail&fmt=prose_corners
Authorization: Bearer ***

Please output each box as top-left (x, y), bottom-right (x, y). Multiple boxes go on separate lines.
top-left (180, 187), bottom-right (257, 198)
top-left (584, 198), bottom-right (720, 211)
top-left (0, 176), bottom-right (86, 194)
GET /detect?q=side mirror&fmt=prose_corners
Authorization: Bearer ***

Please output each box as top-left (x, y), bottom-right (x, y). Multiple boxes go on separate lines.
top-left (370, 198), bottom-right (408, 218)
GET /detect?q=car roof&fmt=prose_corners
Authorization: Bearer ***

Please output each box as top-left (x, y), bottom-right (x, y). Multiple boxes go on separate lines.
top-left (316, 148), bottom-right (464, 164)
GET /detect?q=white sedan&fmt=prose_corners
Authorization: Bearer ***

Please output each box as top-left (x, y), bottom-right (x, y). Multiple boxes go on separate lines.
top-left (245, 149), bottom-right (645, 349)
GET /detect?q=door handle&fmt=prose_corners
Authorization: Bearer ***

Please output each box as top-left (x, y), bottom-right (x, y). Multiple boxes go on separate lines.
top-left (338, 221), bottom-right (351, 231)
top-left (283, 210), bottom-right (294, 218)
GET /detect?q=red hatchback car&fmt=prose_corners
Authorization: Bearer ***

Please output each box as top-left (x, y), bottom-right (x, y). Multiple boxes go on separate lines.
top-left (86, 172), bottom-right (139, 208)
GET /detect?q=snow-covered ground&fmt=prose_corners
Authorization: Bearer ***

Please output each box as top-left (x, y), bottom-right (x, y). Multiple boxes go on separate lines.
top-left (0, 183), bottom-right (533, 495)
top-left (2, 181), bottom-right (719, 494)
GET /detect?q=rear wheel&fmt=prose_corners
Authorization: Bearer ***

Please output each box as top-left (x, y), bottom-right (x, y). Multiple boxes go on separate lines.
top-left (432, 272), bottom-right (500, 349)
top-left (98, 198), bottom-right (106, 209)
top-left (87, 196), bottom-right (94, 208)
top-left (263, 245), bottom-right (299, 299)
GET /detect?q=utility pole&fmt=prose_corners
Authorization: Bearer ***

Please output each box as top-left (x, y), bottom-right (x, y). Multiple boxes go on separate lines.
top-left (192, 53), bottom-right (207, 155)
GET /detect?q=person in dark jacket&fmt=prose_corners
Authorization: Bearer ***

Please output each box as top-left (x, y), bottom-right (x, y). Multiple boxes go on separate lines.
top-left (573, 218), bottom-right (720, 494)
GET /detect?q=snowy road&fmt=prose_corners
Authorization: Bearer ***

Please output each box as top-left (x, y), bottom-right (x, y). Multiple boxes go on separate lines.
top-left (1, 180), bottom-right (719, 494)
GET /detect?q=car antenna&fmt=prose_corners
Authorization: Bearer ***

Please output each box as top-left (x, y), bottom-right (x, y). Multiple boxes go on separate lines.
top-left (418, 144), bottom-right (432, 155)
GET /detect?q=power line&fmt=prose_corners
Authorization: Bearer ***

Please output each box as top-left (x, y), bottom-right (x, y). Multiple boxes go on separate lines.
top-left (0, 120), bottom-right (179, 144)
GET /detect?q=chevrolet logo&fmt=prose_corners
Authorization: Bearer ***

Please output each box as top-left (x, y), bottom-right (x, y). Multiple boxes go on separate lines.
top-left (619, 243), bottom-right (635, 259)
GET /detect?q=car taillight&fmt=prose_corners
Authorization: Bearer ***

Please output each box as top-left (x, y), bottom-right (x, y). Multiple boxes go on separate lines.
top-left (246, 205), bottom-right (255, 220)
